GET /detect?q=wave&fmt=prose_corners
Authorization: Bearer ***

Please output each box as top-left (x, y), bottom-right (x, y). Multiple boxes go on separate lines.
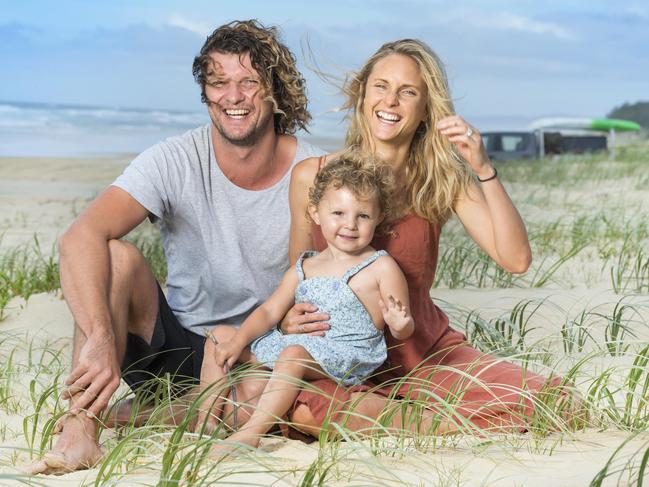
top-left (0, 100), bottom-right (345, 156)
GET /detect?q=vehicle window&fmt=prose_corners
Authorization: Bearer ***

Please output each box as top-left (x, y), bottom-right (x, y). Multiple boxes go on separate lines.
top-left (502, 135), bottom-right (526, 152)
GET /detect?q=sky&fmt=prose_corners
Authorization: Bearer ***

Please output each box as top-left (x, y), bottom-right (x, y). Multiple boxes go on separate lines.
top-left (1, 0), bottom-right (647, 128)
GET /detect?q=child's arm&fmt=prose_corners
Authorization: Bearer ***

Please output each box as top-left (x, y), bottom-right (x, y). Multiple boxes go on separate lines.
top-left (376, 256), bottom-right (415, 340)
top-left (214, 268), bottom-right (299, 370)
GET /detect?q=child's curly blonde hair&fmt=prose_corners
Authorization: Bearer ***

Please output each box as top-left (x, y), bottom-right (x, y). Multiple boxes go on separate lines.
top-left (308, 149), bottom-right (394, 232)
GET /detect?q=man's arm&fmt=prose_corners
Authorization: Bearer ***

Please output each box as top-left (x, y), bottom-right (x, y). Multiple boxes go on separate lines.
top-left (59, 186), bottom-right (151, 416)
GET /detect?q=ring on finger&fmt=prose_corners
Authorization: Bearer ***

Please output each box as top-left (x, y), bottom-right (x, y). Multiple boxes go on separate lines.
top-left (298, 324), bottom-right (305, 333)
top-left (466, 127), bottom-right (474, 138)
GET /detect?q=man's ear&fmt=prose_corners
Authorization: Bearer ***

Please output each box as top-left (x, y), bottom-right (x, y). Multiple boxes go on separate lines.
top-left (308, 204), bottom-right (320, 225)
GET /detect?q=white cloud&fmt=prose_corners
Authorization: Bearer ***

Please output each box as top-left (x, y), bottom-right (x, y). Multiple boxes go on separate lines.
top-left (166, 15), bottom-right (211, 37)
top-left (474, 12), bottom-right (578, 41)
top-left (624, 4), bottom-right (649, 19)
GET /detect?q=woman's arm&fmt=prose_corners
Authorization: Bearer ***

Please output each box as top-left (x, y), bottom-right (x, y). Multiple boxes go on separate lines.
top-left (454, 180), bottom-right (531, 273)
top-left (437, 115), bottom-right (532, 273)
top-left (376, 257), bottom-right (414, 340)
top-left (288, 157), bottom-right (320, 265)
top-left (279, 157), bottom-right (331, 336)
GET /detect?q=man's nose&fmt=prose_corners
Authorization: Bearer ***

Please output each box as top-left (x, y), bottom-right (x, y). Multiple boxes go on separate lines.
top-left (225, 82), bottom-right (245, 104)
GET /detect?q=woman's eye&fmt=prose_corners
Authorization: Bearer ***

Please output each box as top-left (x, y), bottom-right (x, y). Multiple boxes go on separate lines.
top-left (242, 79), bottom-right (259, 87)
top-left (402, 89), bottom-right (417, 96)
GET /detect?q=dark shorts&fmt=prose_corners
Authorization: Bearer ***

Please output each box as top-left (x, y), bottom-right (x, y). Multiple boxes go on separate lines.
top-left (120, 284), bottom-right (206, 397)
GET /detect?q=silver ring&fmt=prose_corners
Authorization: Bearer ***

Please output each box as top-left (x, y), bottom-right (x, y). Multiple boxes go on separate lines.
top-left (298, 324), bottom-right (305, 333)
top-left (466, 127), bottom-right (474, 138)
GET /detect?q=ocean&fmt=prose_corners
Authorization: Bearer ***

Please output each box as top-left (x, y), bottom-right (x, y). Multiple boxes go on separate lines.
top-left (0, 100), bottom-right (346, 157)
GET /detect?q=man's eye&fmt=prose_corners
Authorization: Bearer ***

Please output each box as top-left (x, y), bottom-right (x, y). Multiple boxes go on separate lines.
top-left (209, 81), bottom-right (224, 88)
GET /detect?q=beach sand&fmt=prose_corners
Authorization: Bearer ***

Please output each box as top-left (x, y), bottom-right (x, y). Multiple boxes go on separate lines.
top-left (1, 156), bottom-right (648, 486)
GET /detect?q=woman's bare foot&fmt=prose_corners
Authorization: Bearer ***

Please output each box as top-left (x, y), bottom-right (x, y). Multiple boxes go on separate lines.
top-left (24, 414), bottom-right (103, 476)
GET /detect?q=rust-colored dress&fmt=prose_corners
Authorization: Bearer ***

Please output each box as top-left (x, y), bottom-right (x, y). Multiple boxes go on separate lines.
top-left (294, 214), bottom-right (562, 431)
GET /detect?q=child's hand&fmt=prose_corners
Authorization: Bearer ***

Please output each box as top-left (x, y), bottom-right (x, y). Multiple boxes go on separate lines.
top-left (380, 295), bottom-right (414, 339)
top-left (213, 340), bottom-right (244, 373)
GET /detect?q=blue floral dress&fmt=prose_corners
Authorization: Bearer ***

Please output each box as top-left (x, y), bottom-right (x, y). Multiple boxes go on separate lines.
top-left (250, 250), bottom-right (388, 386)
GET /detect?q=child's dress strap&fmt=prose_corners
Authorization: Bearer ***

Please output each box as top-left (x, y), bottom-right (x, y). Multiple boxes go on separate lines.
top-left (341, 250), bottom-right (388, 283)
top-left (295, 250), bottom-right (318, 281)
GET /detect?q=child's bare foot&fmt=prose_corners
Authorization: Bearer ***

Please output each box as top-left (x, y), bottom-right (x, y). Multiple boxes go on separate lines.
top-left (24, 415), bottom-right (103, 475)
top-left (208, 431), bottom-right (261, 460)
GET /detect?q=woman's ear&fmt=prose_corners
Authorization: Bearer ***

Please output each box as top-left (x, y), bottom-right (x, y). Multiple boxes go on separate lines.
top-left (308, 204), bottom-right (320, 225)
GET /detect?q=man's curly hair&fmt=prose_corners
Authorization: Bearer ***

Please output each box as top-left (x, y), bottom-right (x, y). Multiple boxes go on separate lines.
top-left (192, 20), bottom-right (311, 135)
top-left (308, 149), bottom-right (395, 233)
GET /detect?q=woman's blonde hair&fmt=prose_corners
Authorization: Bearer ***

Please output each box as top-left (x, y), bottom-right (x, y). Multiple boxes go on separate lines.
top-left (343, 39), bottom-right (472, 226)
top-left (308, 149), bottom-right (394, 233)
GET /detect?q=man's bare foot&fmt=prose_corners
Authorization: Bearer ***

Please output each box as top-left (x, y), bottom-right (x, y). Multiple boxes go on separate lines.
top-left (24, 414), bottom-right (103, 476)
top-left (208, 430), bottom-right (260, 460)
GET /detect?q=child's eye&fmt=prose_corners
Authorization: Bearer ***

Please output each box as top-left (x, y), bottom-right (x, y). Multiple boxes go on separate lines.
top-left (359, 213), bottom-right (370, 219)
top-left (332, 211), bottom-right (343, 216)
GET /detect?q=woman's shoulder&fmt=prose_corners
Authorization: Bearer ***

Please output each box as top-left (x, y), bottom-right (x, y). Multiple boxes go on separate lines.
top-left (292, 150), bottom-right (346, 180)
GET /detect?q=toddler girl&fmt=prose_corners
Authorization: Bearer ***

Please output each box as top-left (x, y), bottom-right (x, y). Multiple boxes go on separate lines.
top-left (197, 149), bottom-right (414, 452)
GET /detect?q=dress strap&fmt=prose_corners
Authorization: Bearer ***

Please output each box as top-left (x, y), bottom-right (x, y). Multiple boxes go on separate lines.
top-left (295, 250), bottom-right (318, 281)
top-left (317, 155), bottom-right (327, 170)
top-left (341, 250), bottom-right (388, 283)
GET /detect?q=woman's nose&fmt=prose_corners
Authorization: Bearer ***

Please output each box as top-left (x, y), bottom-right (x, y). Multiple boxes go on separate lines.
top-left (385, 89), bottom-right (399, 106)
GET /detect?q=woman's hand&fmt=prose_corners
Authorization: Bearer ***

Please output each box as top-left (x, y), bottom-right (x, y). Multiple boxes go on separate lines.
top-left (436, 115), bottom-right (495, 180)
top-left (279, 302), bottom-right (330, 336)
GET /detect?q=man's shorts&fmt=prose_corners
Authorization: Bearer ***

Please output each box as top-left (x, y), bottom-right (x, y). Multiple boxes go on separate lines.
top-left (120, 284), bottom-right (206, 398)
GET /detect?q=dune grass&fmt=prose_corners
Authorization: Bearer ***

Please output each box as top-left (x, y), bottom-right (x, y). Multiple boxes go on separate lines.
top-left (0, 146), bottom-right (648, 484)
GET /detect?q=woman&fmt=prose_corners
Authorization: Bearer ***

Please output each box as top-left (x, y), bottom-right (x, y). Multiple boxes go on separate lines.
top-left (281, 39), bottom-right (575, 437)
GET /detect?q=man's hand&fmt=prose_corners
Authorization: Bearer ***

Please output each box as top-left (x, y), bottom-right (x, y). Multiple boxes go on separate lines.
top-left (61, 333), bottom-right (121, 418)
top-left (213, 340), bottom-right (246, 372)
top-left (279, 302), bottom-right (330, 336)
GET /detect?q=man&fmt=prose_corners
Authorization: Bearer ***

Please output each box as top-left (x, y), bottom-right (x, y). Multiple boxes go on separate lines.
top-left (27, 20), bottom-right (328, 475)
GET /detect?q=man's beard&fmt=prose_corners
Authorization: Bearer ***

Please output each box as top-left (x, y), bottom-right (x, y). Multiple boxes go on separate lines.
top-left (211, 110), bottom-right (274, 147)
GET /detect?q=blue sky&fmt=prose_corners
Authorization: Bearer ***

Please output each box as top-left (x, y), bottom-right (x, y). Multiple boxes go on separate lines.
top-left (1, 0), bottom-right (647, 126)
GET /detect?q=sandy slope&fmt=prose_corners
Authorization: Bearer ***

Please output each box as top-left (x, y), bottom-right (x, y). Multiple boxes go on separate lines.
top-left (1, 156), bottom-right (648, 486)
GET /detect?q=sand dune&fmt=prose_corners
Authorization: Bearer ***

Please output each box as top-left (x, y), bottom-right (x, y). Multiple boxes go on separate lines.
top-left (1, 154), bottom-right (648, 485)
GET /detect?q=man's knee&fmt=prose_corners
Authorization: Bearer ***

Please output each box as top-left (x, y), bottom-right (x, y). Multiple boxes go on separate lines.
top-left (107, 239), bottom-right (146, 273)
top-left (209, 325), bottom-right (238, 345)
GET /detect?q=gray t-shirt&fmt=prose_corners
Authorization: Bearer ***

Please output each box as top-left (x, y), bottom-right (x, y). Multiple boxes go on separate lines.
top-left (112, 124), bottom-right (323, 332)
